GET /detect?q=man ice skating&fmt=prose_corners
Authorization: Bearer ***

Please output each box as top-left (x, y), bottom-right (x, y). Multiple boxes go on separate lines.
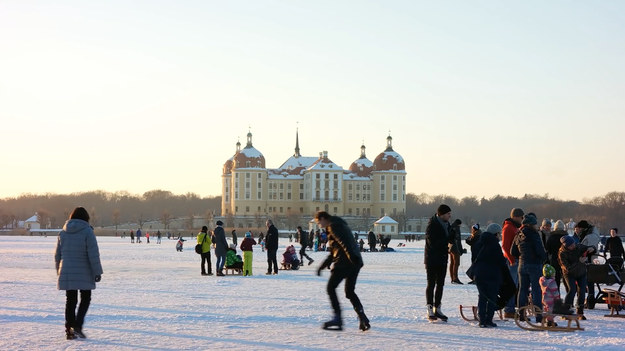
top-left (296, 226), bottom-right (314, 266)
top-left (315, 211), bottom-right (370, 331)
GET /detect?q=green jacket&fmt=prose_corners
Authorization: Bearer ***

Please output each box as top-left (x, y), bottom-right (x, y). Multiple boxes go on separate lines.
top-left (226, 248), bottom-right (242, 266)
top-left (197, 232), bottom-right (212, 253)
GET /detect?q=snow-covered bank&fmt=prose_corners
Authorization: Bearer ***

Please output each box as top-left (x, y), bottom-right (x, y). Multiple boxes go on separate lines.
top-left (1, 236), bottom-right (624, 351)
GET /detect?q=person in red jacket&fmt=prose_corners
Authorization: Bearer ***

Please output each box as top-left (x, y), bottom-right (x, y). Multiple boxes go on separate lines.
top-left (501, 207), bottom-right (524, 318)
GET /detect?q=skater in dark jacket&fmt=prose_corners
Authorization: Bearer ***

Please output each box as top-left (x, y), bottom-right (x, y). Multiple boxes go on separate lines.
top-left (558, 235), bottom-right (594, 319)
top-left (297, 226), bottom-right (314, 265)
top-left (545, 220), bottom-right (568, 291)
top-left (424, 204), bottom-right (454, 321)
top-left (368, 231), bottom-right (377, 252)
top-left (315, 211), bottom-right (370, 331)
top-left (54, 207), bottom-right (103, 340)
top-left (471, 223), bottom-right (507, 328)
top-left (213, 221), bottom-right (228, 276)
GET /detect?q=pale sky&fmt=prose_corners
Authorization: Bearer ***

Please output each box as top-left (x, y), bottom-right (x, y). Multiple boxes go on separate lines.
top-left (1, 1), bottom-right (623, 202)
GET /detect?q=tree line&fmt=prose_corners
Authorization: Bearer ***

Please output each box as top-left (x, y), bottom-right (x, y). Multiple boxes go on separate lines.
top-left (1, 190), bottom-right (623, 233)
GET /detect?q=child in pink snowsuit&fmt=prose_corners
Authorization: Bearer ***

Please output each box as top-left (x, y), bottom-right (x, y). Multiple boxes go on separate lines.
top-left (539, 264), bottom-right (560, 326)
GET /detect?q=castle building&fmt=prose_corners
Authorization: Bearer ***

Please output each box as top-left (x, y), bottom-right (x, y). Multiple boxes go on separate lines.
top-left (221, 130), bottom-right (406, 227)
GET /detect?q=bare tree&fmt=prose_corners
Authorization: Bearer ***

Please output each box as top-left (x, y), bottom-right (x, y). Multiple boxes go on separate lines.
top-left (160, 210), bottom-right (172, 229)
top-left (112, 208), bottom-right (121, 232)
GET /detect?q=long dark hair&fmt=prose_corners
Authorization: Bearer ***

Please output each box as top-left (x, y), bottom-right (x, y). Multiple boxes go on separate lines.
top-left (69, 207), bottom-right (90, 222)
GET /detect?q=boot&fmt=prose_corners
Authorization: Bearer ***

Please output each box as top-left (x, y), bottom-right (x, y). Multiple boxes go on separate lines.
top-left (577, 307), bottom-right (586, 320)
top-left (322, 315), bottom-right (343, 331)
top-left (427, 304), bottom-right (437, 321)
top-left (434, 305), bottom-right (448, 322)
top-left (355, 307), bottom-right (371, 331)
top-left (65, 326), bottom-right (76, 340)
top-left (73, 328), bottom-right (86, 339)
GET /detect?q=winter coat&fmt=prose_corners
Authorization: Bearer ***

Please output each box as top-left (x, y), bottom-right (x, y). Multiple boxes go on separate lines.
top-left (580, 227), bottom-right (600, 263)
top-left (449, 222), bottom-right (464, 255)
top-left (240, 237), bottom-right (257, 252)
top-left (323, 216), bottom-right (363, 269)
top-left (501, 218), bottom-right (521, 265)
top-left (368, 231), bottom-right (377, 247)
top-left (298, 229), bottom-right (309, 247)
top-left (424, 215), bottom-right (451, 266)
top-left (265, 225), bottom-right (279, 251)
top-left (465, 228), bottom-right (481, 247)
top-left (558, 243), bottom-right (591, 278)
top-left (213, 226), bottom-right (228, 256)
top-left (471, 231), bottom-right (507, 284)
top-left (606, 236), bottom-right (625, 258)
top-left (54, 219), bottom-right (103, 291)
top-left (197, 232), bottom-right (212, 253)
top-left (539, 276), bottom-right (560, 312)
top-left (225, 248), bottom-right (242, 266)
top-left (511, 226), bottom-right (546, 267)
top-left (545, 230), bottom-right (567, 268)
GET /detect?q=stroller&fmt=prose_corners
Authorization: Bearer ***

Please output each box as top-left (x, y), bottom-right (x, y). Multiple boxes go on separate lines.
top-left (586, 254), bottom-right (624, 309)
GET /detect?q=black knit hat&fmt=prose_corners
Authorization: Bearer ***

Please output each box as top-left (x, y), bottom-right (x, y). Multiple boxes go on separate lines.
top-left (437, 204), bottom-right (451, 215)
top-left (575, 220), bottom-right (590, 229)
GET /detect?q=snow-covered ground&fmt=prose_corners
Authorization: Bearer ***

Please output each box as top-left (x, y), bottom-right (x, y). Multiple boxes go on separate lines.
top-left (1, 235), bottom-right (624, 351)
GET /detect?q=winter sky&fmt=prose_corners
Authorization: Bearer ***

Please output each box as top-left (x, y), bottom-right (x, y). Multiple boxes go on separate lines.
top-left (1, 1), bottom-right (623, 201)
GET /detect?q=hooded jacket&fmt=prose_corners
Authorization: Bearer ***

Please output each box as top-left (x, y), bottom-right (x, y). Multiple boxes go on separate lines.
top-left (54, 219), bottom-right (103, 290)
top-left (558, 243), bottom-right (591, 278)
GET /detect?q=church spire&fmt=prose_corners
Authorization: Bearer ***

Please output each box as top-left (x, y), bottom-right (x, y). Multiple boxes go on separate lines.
top-left (294, 128), bottom-right (301, 157)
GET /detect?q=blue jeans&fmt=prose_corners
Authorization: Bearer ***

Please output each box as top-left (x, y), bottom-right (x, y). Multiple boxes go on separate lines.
top-left (504, 262), bottom-right (518, 313)
top-left (216, 254), bottom-right (226, 271)
top-left (564, 274), bottom-right (587, 310)
top-left (517, 263), bottom-right (543, 312)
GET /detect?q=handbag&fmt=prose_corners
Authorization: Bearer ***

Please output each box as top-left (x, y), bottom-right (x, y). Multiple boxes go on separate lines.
top-left (195, 232), bottom-right (208, 254)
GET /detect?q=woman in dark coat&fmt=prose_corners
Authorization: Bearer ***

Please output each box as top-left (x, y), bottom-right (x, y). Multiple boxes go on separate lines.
top-left (471, 223), bottom-right (507, 327)
top-left (54, 207), bottom-right (103, 339)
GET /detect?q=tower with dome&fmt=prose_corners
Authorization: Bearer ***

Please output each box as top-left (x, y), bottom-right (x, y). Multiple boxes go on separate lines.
top-left (221, 130), bottom-right (406, 229)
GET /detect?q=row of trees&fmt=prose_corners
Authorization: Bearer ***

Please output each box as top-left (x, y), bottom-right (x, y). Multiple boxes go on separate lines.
top-left (1, 190), bottom-right (624, 233)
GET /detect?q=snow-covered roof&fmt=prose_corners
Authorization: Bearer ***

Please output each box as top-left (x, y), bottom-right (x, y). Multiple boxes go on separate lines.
top-left (278, 156), bottom-right (317, 171)
top-left (25, 214), bottom-right (38, 223)
top-left (374, 215), bottom-right (398, 224)
top-left (240, 146), bottom-right (263, 158)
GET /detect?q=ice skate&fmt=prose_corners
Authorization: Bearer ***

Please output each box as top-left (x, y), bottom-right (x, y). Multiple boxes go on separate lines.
top-left (322, 316), bottom-right (343, 331)
top-left (427, 304), bottom-right (437, 322)
top-left (434, 305), bottom-right (448, 322)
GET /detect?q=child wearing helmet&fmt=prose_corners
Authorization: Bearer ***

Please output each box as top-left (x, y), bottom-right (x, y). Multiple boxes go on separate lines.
top-left (539, 264), bottom-right (560, 326)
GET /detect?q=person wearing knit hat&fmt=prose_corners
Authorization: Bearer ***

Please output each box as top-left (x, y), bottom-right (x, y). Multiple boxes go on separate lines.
top-left (510, 212), bottom-right (546, 323)
top-left (239, 232), bottom-right (257, 276)
top-left (485, 223), bottom-right (502, 236)
top-left (539, 218), bottom-right (552, 248)
top-left (424, 204), bottom-right (453, 321)
top-left (449, 219), bottom-right (464, 285)
top-left (539, 264), bottom-right (561, 326)
top-left (501, 208), bottom-right (525, 318)
top-left (558, 231), bottom-right (596, 319)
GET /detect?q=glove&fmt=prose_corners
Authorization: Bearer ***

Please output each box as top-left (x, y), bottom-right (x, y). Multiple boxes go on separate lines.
top-left (95, 275), bottom-right (101, 282)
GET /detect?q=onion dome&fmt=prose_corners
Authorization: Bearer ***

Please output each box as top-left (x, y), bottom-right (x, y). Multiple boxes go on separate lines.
top-left (349, 144), bottom-right (373, 176)
top-left (373, 135), bottom-right (405, 171)
top-left (233, 131), bottom-right (266, 169)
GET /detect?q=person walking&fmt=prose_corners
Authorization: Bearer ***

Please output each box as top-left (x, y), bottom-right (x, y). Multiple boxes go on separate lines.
top-left (297, 226), bottom-right (314, 265)
top-left (501, 207), bottom-right (524, 319)
top-left (136, 228), bottom-right (142, 243)
top-left (315, 211), bottom-right (370, 331)
top-left (197, 226), bottom-right (213, 276)
top-left (424, 204), bottom-right (453, 322)
top-left (240, 232), bottom-right (257, 276)
top-left (265, 219), bottom-right (279, 275)
top-left (156, 230), bottom-right (162, 244)
top-left (213, 221), bottom-right (228, 276)
top-left (130, 230), bottom-right (135, 243)
top-left (449, 219), bottom-right (464, 284)
top-left (54, 207), bottom-right (103, 340)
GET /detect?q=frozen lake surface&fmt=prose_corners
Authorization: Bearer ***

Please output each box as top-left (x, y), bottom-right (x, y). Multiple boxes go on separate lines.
top-left (1, 235), bottom-right (624, 351)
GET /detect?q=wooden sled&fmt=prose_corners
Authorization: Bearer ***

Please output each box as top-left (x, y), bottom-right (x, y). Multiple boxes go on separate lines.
top-left (604, 289), bottom-right (625, 318)
top-left (279, 262), bottom-right (292, 270)
top-left (224, 267), bottom-right (242, 275)
top-left (515, 305), bottom-right (583, 332)
top-left (459, 305), bottom-right (505, 322)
